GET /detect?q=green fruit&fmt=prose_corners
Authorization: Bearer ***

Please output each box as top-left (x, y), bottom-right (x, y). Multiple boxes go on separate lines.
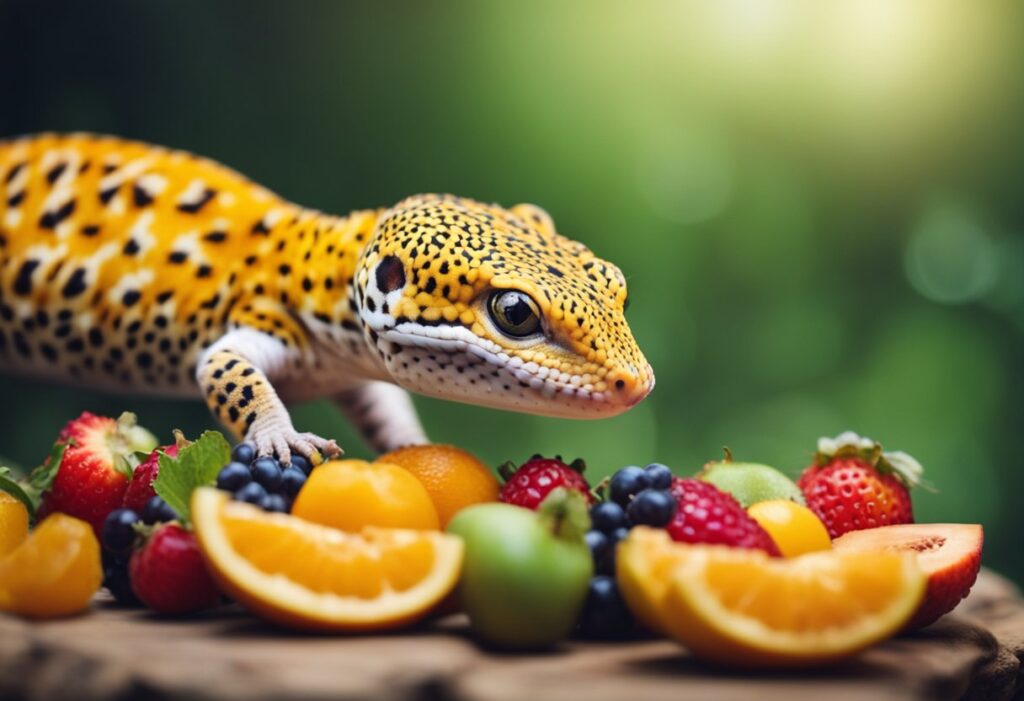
top-left (447, 488), bottom-right (593, 649)
top-left (699, 451), bottom-right (804, 508)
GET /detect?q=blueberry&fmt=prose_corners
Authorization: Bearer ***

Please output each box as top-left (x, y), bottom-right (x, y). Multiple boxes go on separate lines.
top-left (585, 529), bottom-right (611, 563)
top-left (231, 441), bottom-right (256, 465)
top-left (234, 482), bottom-right (268, 504)
top-left (260, 493), bottom-right (289, 513)
top-left (287, 454), bottom-right (312, 475)
top-left (103, 561), bottom-right (140, 606)
top-left (216, 462), bottom-right (252, 491)
top-left (608, 526), bottom-right (632, 544)
top-left (141, 496), bottom-right (177, 524)
top-left (251, 457), bottom-right (283, 492)
top-left (280, 467), bottom-right (307, 498)
top-left (589, 502), bottom-right (628, 534)
top-left (609, 466), bottom-right (650, 507)
top-left (101, 508), bottom-right (140, 553)
top-left (643, 463), bottom-right (674, 490)
top-left (626, 489), bottom-right (677, 527)
top-left (577, 575), bottom-right (634, 639)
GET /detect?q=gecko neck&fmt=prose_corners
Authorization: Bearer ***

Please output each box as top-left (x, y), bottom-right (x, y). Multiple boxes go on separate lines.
top-left (264, 204), bottom-right (393, 394)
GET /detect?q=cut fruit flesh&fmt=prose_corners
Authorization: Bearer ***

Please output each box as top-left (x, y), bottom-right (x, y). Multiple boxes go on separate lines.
top-left (191, 487), bottom-right (463, 632)
top-left (832, 523), bottom-right (983, 629)
top-left (0, 513), bottom-right (101, 618)
top-left (618, 528), bottom-right (926, 668)
top-left (616, 527), bottom-right (686, 634)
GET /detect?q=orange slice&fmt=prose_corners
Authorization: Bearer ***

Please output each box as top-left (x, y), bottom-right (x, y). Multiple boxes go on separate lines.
top-left (0, 492), bottom-right (30, 557)
top-left (616, 527), bottom-right (687, 634)
top-left (658, 542), bottom-right (925, 668)
top-left (0, 513), bottom-right (101, 618)
top-left (191, 487), bottom-right (463, 632)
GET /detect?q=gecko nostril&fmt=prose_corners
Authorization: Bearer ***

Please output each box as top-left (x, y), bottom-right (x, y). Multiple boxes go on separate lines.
top-left (615, 379), bottom-right (626, 390)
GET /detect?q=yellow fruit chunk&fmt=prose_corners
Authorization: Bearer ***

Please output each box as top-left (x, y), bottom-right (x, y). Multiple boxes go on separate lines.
top-left (617, 527), bottom-right (686, 634)
top-left (0, 492), bottom-right (30, 556)
top-left (661, 544), bottom-right (925, 668)
top-left (747, 500), bottom-right (832, 557)
top-left (191, 487), bottom-right (462, 631)
top-left (378, 444), bottom-right (499, 527)
top-left (292, 459), bottom-right (440, 531)
top-left (0, 513), bottom-right (102, 618)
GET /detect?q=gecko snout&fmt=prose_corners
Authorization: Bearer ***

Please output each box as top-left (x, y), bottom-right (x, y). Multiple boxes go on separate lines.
top-left (607, 362), bottom-right (656, 406)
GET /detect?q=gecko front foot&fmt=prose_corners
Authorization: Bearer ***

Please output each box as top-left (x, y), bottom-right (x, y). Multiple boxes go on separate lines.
top-left (248, 422), bottom-right (342, 465)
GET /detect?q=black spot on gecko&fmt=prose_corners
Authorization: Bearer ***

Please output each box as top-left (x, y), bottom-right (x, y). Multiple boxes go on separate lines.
top-left (123, 239), bottom-right (140, 256)
top-left (99, 185), bottom-right (119, 205)
top-left (122, 290), bottom-right (141, 307)
top-left (81, 224), bottom-right (100, 237)
top-left (177, 188), bottom-right (216, 214)
top-left (39, 199), bottom-right (76, 229)
top-left (6, 191), bottom-right (25, 208)
top-left (13, 260), bottom-right (40, 295)
top-left (132, 184), bottom-right (154, 207)
top-left (46, 163), bottom-right (67, 185)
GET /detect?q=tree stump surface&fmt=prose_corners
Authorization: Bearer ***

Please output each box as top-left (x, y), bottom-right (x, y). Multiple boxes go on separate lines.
top-left (1, 568), bottom-right (1021, 701)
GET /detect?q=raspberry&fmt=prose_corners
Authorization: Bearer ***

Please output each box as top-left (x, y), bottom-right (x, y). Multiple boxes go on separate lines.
top-left (666, 478), bottom-right (780, 556)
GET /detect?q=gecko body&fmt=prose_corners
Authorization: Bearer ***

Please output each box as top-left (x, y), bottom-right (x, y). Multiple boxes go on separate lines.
top-left (0, 134), bottom-right (654, 460)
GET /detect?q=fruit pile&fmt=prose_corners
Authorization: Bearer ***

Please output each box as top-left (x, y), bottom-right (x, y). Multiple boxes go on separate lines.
top-left (0, 417), bottom-right (985, 672)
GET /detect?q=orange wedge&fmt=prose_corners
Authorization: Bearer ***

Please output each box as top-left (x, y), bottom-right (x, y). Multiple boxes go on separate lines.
top-left (0, 513), bottom-right (101, 618)
top-left (191, 487), bottom-right (463, 632)
top-left (616, 527), bottom-right (687, 634)
top-left (618, 527), bottom-right (926, 667)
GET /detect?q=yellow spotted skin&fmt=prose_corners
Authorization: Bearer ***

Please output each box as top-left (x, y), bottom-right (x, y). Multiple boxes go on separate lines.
top-left (0, 134), bottom-right (653, 459)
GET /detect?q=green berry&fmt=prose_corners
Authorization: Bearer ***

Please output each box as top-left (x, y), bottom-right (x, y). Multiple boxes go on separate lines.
top-left (698, 451), bottom-right (804, 508)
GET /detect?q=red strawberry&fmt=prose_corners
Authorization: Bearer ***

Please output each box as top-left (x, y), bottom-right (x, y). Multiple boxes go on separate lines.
top-left (498, 455), bottom-right (594, 510)
top-left (36, 412), bottom-right (157, 535)
top-left (123, 443), bottom-right (179, 513)
top-left (798, 432), bottom-right (923, 539)
top-left (666, 477), bottom-right (780, 555)
top-left (833, 523), bottom-right (983, 629)
top-left (130, 523), bottom-right (220, 615)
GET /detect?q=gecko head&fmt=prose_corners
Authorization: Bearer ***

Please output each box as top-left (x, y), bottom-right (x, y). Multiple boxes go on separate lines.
top-left (353, 194), bottom-right (654, 418)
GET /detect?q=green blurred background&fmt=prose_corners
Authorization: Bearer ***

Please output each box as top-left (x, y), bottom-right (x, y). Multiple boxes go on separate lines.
top-left (1, 2), bottom-right (1022, 580)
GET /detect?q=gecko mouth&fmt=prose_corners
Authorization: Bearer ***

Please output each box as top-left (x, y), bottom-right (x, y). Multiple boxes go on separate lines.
top-left (376, 323), bottom-right (651, 415)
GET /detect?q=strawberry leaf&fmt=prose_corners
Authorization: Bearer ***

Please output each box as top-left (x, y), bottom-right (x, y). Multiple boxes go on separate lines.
top-left (153, 431), bottom-right (230, 526)
top-left (0, 440), bottom-right (69, 521)
top-left (0, 467), bottom-right (35, 516)
top-left (27, 440), bottom-right (68, 498)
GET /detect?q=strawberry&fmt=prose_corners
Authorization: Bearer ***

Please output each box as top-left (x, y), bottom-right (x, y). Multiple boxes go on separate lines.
top-left (798, 431), bottom-right (923, 539)
top-left (123, 443), bottom-right (180, 513)
top-left (36, 412), bottom-right (157, 535)
top-left (498, 455), bottom-right (594, 510)
top-left (130, 523), bottom-right (220, 615)
top-left (666, 478), bottom-right (780, 555)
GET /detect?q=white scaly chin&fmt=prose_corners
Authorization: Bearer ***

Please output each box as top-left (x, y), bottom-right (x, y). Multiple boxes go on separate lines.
top-left (370, 323), bottom-right (636, 419)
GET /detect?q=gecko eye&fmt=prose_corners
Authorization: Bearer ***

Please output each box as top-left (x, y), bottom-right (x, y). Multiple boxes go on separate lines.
top-left (488, 290), bottom-right (541, 338)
